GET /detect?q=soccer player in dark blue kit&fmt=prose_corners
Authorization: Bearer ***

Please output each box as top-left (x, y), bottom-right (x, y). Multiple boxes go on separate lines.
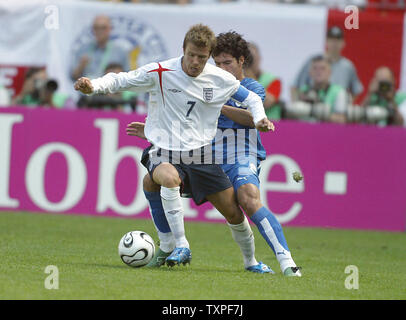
top-left (127, 31), bottom-right (301, 276)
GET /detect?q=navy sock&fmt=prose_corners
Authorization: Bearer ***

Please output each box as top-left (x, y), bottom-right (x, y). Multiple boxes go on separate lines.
top-left (144, 191), bottom-right (171, 233)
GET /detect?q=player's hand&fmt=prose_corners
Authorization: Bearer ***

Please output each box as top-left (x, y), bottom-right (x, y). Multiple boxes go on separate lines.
top-left (74, 77), bottom-right (94, 95)
top-left (255, 118), bottom-right (275, 132)
top-left (126, 121), bottom-right (147, 140)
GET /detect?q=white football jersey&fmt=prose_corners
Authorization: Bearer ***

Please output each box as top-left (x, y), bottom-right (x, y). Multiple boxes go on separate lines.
top-left (91, 56), bottom-right (263, 151)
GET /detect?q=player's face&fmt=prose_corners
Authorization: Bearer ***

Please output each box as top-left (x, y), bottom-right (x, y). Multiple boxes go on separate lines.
top-left (213, 53), bottom-right (244, 80)
top-left (182, 43), bottom-right (211, 77)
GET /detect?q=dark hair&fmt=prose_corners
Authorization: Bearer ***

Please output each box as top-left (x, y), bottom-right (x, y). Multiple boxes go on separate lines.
top-left (311, 55), bottom-right (331, 66)
top-left (183, 24), bottom-right (217, 54)
top-left (212, 31), bottom-right (252, 66)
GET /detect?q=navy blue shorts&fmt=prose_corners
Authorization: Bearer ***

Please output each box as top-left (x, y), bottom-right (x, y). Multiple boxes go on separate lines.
top-left (141, 145), bottom-right (233, 205)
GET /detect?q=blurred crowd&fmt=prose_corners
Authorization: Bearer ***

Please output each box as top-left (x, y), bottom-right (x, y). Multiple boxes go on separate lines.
top-left (285, 26), bottom-right (406, 126)
top-left (2, 3), bottom-right (406, 128)
top-left (89, 0), bottom-right (369, 7)
top-left (87, 0), bottom-right (406, 9)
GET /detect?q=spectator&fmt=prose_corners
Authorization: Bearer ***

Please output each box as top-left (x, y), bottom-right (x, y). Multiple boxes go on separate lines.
top-left (12, 67), bottom-right (46, 106)
top-left (77, 63), bottom-right (138, 112)
top-left (11, 67), bottom-right (73, 109)
top-left (70, 15), bottom-right (130, 81)
top-left (286, 55), bottom-right (348, 123)
top-left (245, 42), bottom-right (283, 120)
top-left (291, 26), bottom-right (363, 103)
top-left (361, 66), bottom-right (405, 126)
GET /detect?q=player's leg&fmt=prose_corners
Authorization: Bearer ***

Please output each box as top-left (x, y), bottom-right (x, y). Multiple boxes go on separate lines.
top-left (143, 174), bottom-right (175, 267)
top-left (152, 162), bottom-right (191, 266)
top-left (141, 145), bottom-right (191, 266)
top-left (143, 172), bottom-right (262, 271)
top-left (237, 183), bottom-right (300, 276)
top-left (206, 187), bottom-right (243, 225)
top-left (142, 158), bottom-right (271, 272)
top-left (206, 189), bottom-right (255, 268)
top-left (182, 161), bottom-right (273, 273)
top-left (230, 163), bottom-right (301, 276)
top-left (201, 177), bottom-right (272, 273)
top-left (152, 163), bottom-right (190, 249)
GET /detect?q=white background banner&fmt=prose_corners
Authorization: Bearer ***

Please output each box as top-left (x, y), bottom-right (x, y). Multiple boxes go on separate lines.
top-left (0, 0), bottom-right (327, 102)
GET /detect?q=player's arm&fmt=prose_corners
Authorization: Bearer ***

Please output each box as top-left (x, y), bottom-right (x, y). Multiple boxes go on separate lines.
top-left (231, 85), bottom-right (274, 132)
top-left (74, 68), bottom-right (154, 95)
top-left (221, 105), bottom-right (255, 128)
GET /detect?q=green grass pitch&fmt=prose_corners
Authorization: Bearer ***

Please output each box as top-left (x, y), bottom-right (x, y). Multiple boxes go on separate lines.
top-left (0, 211), bottom-right (405, 300)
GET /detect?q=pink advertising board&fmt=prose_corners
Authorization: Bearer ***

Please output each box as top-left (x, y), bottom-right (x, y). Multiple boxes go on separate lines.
top-left (1, 107), bottom-right (405, 231)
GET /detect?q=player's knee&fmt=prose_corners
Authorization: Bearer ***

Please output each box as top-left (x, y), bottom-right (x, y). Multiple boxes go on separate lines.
top-left (237, 184), bottom-right (262, 215)
top-left (224, 206), bottom-right (245, 225)
top-left (153, 164), bottom-right (181, 187)
top-left (159, 174), bottom-right (181, 188)
top-left (234, 209), bottom-right (245, 224)
top-left (209, 189), bottom-right (244, 224)
top-left (143, 174), bottom-right (160, 192)
top-left (225, 198), bottom-right (245, 224)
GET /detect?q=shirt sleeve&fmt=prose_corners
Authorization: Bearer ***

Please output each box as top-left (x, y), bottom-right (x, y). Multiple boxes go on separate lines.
top-left (91, 64), bottom-right (155, 95)
top-left (232, 85), bottom-right (267, 124)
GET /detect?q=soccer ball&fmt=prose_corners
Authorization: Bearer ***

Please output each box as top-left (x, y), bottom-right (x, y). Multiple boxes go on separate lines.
top-left (118, 231), bottom-right (155, 267)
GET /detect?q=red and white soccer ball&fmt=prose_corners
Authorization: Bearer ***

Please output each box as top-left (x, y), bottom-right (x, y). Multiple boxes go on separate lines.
top-left (118, 231), bottom-right (155, 267)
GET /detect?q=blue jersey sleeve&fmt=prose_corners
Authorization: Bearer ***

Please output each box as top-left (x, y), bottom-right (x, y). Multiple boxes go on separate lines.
top-left (218, 78), bottom-right (266, 130)
top-left (231, 85), bottom-right (250, 102)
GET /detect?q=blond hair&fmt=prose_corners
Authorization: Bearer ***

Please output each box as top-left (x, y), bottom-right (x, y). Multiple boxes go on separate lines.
top-left (183, 24), bottom-right (217, 54)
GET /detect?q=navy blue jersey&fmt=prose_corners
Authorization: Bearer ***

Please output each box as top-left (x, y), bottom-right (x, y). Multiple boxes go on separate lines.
top-left (213, 78), bottom-right (267, 163)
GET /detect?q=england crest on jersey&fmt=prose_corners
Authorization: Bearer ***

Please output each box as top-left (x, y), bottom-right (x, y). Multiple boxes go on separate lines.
top-left (203, 88), bottom-right (213, 102)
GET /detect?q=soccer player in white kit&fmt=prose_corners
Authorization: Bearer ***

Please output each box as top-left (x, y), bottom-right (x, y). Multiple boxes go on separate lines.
top-left (74, 24), bottom-right (273, 268)
top-left (128, 31), bottom-right (301, 277)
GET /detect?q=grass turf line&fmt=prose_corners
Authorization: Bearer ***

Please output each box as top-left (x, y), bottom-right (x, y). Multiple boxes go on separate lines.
top-left (0, 211), bottom-right (405, 300)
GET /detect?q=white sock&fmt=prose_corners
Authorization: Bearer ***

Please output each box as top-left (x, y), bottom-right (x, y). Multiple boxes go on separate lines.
top-left (150, 215), bottom-right (176, 253)
top-left (156, 231), bottom-right (176, 253)
top-left (160, 186), bottom-right (189, 249)
top-left (147, 201), bottom-right (176, 253)
top-left (278, 251), bottom-right (297, 273)
top-left (227, 216), bottom-right (258, 268)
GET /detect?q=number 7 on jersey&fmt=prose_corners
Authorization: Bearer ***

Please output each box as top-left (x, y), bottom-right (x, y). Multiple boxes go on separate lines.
top-left (186, 101), bottom-right (196, 118)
